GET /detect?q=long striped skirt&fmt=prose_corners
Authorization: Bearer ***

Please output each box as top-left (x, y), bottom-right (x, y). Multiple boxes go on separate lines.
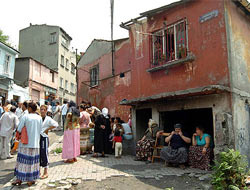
top-left (14, 147), bottom-right (40, 182)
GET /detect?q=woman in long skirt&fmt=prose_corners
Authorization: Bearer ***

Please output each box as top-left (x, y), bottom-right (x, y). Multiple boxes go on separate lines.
top-left (12, 102), bottom-right (43, 186)
top-left (135, 119), bottom-right (160, 164)
top-left (53, 101), bottom-right (61, 128)
top-left (62, 101), bottom-right (80, 163)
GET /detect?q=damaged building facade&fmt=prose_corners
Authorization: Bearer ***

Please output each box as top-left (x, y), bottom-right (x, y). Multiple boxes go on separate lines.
top-left (119, 0), bottom-right (250, 162)
top-left (77, 38), bottom-right (132, 120)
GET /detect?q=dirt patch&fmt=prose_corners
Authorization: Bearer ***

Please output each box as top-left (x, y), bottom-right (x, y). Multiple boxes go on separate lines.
top-left (73, 176), bottom-right (212, 190)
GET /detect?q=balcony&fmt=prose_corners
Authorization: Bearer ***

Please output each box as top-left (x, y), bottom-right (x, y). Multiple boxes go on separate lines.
top-left (147, 54), bottom-right (195, 73)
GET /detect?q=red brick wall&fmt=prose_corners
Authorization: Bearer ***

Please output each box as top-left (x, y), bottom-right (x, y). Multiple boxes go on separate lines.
top-left (77, 40), bottom-right (132, 121)
top-left (128, 0), bottom-right (230, 100)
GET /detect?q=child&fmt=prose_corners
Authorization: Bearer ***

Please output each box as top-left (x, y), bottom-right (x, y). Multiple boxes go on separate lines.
top-left (113, 129), bottom-right (122, 158)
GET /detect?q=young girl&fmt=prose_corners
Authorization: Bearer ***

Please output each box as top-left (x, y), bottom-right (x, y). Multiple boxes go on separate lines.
top-left (113, 129), bottom-right (122, 158)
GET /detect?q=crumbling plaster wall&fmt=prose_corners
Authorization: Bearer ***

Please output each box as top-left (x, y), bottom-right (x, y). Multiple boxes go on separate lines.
top-left (224, 0), bottom-right (250, 163)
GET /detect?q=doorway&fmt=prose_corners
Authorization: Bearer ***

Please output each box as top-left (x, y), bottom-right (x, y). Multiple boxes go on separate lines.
top-left (136, 108), bottom-right (152, 140)
top-left (160, 108), bottom-right (214, 140)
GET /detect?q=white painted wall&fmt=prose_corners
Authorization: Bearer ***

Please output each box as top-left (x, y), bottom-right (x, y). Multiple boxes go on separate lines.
top-left (8, 83), bottom-right (29, 102)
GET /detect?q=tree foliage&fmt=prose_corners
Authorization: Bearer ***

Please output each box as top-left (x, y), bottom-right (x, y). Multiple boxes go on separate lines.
top-left (212, 149), bottom-right (249, 190)
top-left (0, 29), bottom-right (9, 44)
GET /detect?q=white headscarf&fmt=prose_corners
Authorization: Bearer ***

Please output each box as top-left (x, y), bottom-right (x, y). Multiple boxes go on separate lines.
top-left (102, 108), bottom-right (109, 119)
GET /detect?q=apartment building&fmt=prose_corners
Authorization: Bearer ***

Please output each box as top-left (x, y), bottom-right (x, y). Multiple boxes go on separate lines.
top-left (19, 24), bottom-right (77, 103)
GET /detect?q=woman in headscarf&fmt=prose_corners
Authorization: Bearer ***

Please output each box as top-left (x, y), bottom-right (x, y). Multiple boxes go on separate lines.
top-left (160, 124), bottom-right (191, 169)
top-left (92, 108), bottom-right (111, 157)
top-left (62, 101), bottom-right (80, 163)
top-left (135, 119), bottom-right (160, 164)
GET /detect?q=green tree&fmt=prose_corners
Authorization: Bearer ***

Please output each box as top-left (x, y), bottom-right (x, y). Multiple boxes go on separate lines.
top-left (0, 29), bottom-right (9, 44)
top-left (76, 54), bottom-right (81, 64)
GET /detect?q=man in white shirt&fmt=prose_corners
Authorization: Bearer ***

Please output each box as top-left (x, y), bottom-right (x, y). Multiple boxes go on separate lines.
top-left (0, 106), bottom-right (19, 159)
top-left (19, 101), bottom-right (29, 120)
top-left (15, 102), bottom-right (23, 119)
top-left (61, 100), bottom-right (68, 131)
top-left (40, 105), bottom-right (58, 179)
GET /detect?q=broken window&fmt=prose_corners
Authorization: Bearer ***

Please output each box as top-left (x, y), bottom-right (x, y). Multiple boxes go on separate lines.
top-left (90, 66), bottom-right (99, 87)
top-left (151, 20), bottom-right (187, 67)
top-left (152, 31), bottom-right (163, 66)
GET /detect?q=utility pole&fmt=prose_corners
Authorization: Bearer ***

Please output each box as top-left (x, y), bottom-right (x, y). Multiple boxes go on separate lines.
top-left (75, 48), bottom-right (79, 105)
top-left (111, 0), bottom-right (115, 76)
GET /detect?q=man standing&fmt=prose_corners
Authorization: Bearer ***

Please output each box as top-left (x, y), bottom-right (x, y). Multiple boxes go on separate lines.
top-left (0, 106), bottom-right (19, 159)
top-left (20, 101), bottom-right (29, 119)
top-left (15, 102), bottom-right (23, 119)
top-left (61, 100), bottom-right (68, 130)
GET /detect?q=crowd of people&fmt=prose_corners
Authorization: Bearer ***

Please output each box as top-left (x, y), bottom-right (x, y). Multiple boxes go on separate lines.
top-left (135, 120), bottom-right (213, 170)
top-left (0, 98), bottom-right (213, 186)
top-left (0, 99), bottom-right (133, 186)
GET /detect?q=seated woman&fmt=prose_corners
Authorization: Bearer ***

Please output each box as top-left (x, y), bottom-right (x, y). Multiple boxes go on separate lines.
top-left (160, 124), bottom-right (191, 169)
top-left (135, 119), bottom-right (160, 164)
top-left (189, 126), bottom-right (213, 170)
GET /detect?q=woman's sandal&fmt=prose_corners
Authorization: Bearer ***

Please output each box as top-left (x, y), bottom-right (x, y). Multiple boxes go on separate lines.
top-left (11, 181), bottom-right (22, 186)
top-left (64, 159), bottom-right (74, 163)
top-left (40, 174), bottom-right (48, 179)
top-left (27, 181), bottom-right (35, 187)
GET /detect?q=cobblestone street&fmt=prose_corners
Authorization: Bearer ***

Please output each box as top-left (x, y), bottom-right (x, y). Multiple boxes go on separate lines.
top-left (3, 139), bottom-right (212, 190)
top-left (0, 130), bottom-right (63, 189)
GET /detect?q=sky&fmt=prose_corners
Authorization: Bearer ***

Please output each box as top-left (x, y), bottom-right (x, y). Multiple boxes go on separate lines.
top-left (0, 0), bottom-right (177, 52)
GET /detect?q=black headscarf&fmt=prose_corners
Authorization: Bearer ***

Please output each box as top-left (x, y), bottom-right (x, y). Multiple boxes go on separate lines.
top-left (68, 101), bottom-right (80, 117)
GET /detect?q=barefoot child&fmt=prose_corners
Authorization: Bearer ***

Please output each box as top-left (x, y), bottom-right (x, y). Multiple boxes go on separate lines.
top-left (40, 105), bottom-right (58, 179)
top-left (113, 128), bottom-right (122, 158)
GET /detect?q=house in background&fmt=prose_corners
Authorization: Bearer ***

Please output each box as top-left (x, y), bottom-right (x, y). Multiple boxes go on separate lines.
top-left (18, 24), bottom-right (77, 103)
top-left (15, 57), bottom-right (58, 104)
top-left (77, 38), bottom-right (131, 120)
top-left (0, 41), bottom-right (19, 104)
top-left (120, 0), bottom-right (250, 163)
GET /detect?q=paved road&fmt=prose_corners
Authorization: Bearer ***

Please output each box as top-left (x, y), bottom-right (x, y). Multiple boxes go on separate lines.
top-left (0, 130), bottom-right (63, 189)
top-left (3, 140), bottom-right (212, 190)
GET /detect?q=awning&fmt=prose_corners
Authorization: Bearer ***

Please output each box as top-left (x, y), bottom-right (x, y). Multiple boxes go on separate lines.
top-left (120, 85), bottom-right (231, 106)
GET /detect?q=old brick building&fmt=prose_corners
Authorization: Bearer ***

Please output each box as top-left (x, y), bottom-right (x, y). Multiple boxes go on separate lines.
top-left (77, 0), bottom-right (250, 162)
top-left (77, 38), bottom-right (132, 120)
top-left (118, 0), bottom-right (250, 162)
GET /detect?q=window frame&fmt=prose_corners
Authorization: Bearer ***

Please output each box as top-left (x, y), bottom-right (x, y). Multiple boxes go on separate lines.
top-left (65, 80), bottom-right (68, 91)
top-left (60, 77), bottom-right (64, 88)
top-left (50, 71), bottom-right (55, 83)
top-left (151, 19), bottom-right (188, 67)
top-left (71, 63), bottom-right (75, 74)
top-left (70, 82), bottom-right (74, 93)
top-left (4, 54), bottom-right (11, 74)
top-left (50, 32), bottom-right (57, 44)
top-left (90, 65), bottom-right (99, 87)
top-left (65, 58), bottom-right (69, 70)
top-left (61, 55), bottom-right (65, 67)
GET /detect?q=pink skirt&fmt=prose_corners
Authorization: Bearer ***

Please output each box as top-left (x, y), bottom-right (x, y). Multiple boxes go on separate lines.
top-left (62, 129), bottom-right (80, 159)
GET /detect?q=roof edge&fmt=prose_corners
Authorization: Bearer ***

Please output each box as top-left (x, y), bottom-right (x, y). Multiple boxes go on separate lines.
top-left (0, 41), bottom-right (20, 54)
top-left (16, 57), bottom-right (58, 73)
